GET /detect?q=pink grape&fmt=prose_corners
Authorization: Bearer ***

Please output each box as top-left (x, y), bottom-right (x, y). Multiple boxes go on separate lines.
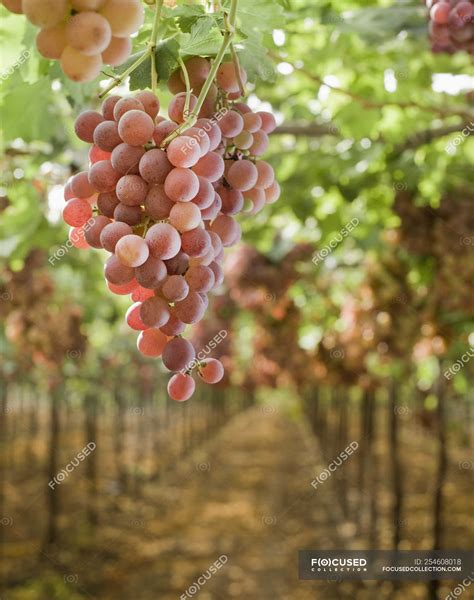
top-left (144, 185), bottom-right (174, 220)
top-left (60, 47), bottom-right (102, 83)
top-left (111, 143), bottom-right (145, 175)
top-left (75, 110), bottom-right (104, 142)
top-left (100, 221), bottom-right (133, 252)
top-left (219, 186), bottom-right (244, 215)
top-left (180, 56), bottom-right (210, 88)
top-left (89, 145), bottom-right (111, 164)
top-left (93, 121), bottom-right (122, 152)
top-left (226, 160), bottom-right (258, 191)
top-left (191, 176), bottom-right (215, 209)
top-left (153, 120), bottom-right (178, 146)
top-left (209, 261), bottom-right (224, 286)
top-left (71, 171), bottom-right (96, 198)
top-left (97, 192), bottom-right (119, 219)
top-left (36, 25), bottom-right (68, 60)
top-left (183, 126), bottom-right (210, 156)
top-left (162, 337), bottom-right (195, 372)
top-left (242, 112), bottom-right (262, 133)
top-left (135, 90), bottom-right (160, 119)
top-left (195, 118), bottom-right (222, 151)
top-left (102, 36), bottom-right (132, 66)
top-left (192, 152), bottom-right (224, 182)
top-left (113, 97), bottom-right (144, 121)
top-left (214, 248), bottom-right (224, 264)
top-left (199, 293), bottom-right (209, 310)
top-left (135, 255), bottom-right (167, 289)
top-left (137, 328), bottom-right (167, 358)
top-left (265, 180), bottom-right (280, 204)
top-left (233, 131), bottom-right (254, 150)
top-left (185, 265), bottom-right (215, 293)
top-left (244, 187), bottom-right (266, 214)
top-left (165, 251), bottom-right (189, 276)
top-left (210, 214), bottom-right (240, 247)
top-left (84, 215), bottom-right (111, 248)
top-left (107, 278), bottom-right (138, 295)
top-left (116, 174), bottom-right (148, 206)
top-left (257, 111), bottom-right (277, 134)
top-left (66, 11), bottom-right (112, 56)
top-left (118, 110), bottom-right (155, 146)
top-left (115, 234), bottom-right (149, 267)
top-left (250, 130), bottom-right (269, 156)
top-left (234, 102), bottom-right (252, 114)
top-left (255, 160), bottom-right (275, 189)
top-left (167, 136), bottom-right (201, 168)
top-left (168, 92), bottom-right (198, 123)
top-left (160, 313), bottom-right (186, 336)
top-left (168, 70), bottom-right (186, 94)
top-left (139, 149), bottom-right (173, 184)
top-left (100, 0), bottom-right (144, 37)
top-left (180, 228), bottom-right (211, 258)
top-left (218, 110), bottom-right (244, 137)
top-left (174, 292), bottom-right (206, 324)
top-left (169, 201), bottom-right (202, 233)
top-left (189, 247), bottom-right (214, 267)
top-left (164, 167), bottom-right (199, 202)
top-left (113, 203), bottom-right (143, 225)
top-left (208, 231), bottom-right (223, 256)
top-left (162, 275), bottom-right (189, 302)
top-left (69, 226), bottom-right (90, 249)
top-left (200, 192), bottom-right (222, 221)
top-left (167, 373), bottom-right (195, 401)
top-left (63, 198), bottom-right (92, 227)
top-left (216, 61), bottom-right (247, 94)
top-left (102, 95), bottom-right (120, 120)
top-left (104, 254), bottom-right (135, 285)
top-left (126, 302), bottom-right (147, 331)
top-left (140, 296), bottom-right (170, 328)
top-left (131, 286), bottom-right (155, 302)
top-left (199, 358), bottom-right (224, 384)
top-left (145, 223), bottom-right (181, 259)
top-left (88, 160), bottom-right (121, 192)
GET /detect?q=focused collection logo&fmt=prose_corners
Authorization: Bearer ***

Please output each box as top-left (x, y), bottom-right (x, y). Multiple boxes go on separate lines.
top-left (311, 557), bottom-right (368, 573)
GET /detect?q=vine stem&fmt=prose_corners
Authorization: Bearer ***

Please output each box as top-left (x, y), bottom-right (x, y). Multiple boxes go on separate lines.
top-left (98, 0), bottom-right (164, 99)
top-left (150, 0), bottom-right (164, 95)
top-left (161, 0), bottom-right (239, 146)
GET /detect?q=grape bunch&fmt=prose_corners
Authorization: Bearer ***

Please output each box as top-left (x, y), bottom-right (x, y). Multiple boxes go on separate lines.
top-left (1, 0), bottom-right (144, 82)
top-left (426, 0), bottom-right (474, 54)
top-left (62, 60), bottom-right (279, 402)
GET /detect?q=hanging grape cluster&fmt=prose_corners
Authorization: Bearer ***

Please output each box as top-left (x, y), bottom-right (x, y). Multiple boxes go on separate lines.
top-left (426, 0), bottom-right (474, 54)
top-left (62, 58), bottom-right (279, 401)
top-left (2, 0), bottom-right (143, 81)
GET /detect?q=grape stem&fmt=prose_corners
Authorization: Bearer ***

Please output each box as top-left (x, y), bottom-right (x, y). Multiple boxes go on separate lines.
top-left (178, 55), bottom-right (192, 118)
top-left (230, 42), bottom-right (245, 97)
top-left (161, 0), bottom-right (239, 147)
top-left (98, 0), bottom-right (164, 99)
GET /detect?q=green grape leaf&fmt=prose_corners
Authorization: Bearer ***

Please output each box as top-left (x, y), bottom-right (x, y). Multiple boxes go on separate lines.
top-left (234, 0), bottom-right (285, 36)
top-left (180, 17), bottom-right (223, 57)
top-left (0, 77), bottom-right (54, 142)
top-left (155, 38), bottom-right (181, 82)
top-left (170, 4), bottom-right (207, 33)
